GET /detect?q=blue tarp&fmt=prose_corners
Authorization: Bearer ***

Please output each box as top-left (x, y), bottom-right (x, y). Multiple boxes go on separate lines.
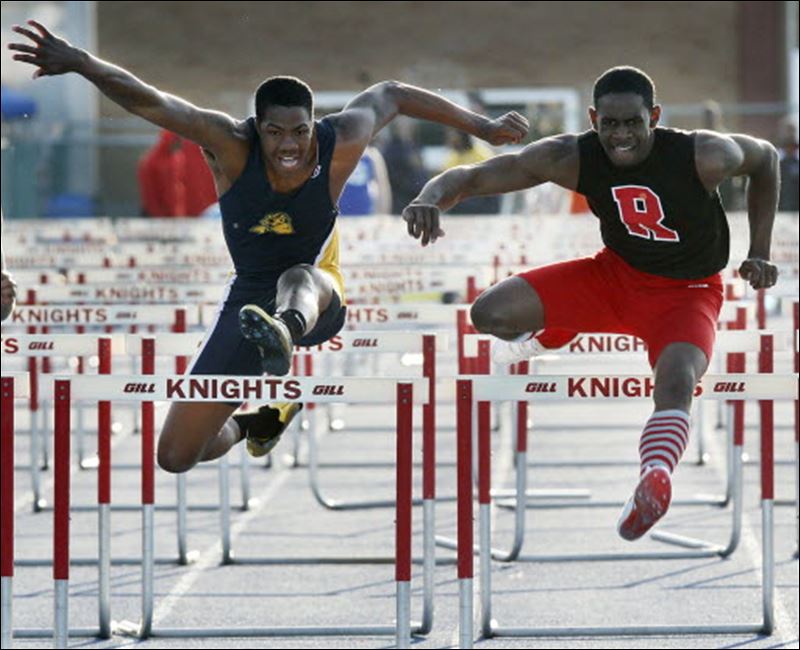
top-left (1, 84), bottom-right (37, 119)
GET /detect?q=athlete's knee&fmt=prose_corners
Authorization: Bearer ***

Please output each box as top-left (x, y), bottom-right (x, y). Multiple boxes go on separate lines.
top-left (156, 439), bottom-right (196, 474)
top-left (279, 264), bottom-right (315, 285)
top-left (653, 343), bottom-right (708, 409)
top-left (470, 294), bottom-right (508, 335)
top-left (654, 366), bottom-right (698, 409)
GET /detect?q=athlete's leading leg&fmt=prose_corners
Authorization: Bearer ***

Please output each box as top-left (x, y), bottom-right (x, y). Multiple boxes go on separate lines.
top-left (274, 263), bottom-right (335, 338)
top-left (470, 274), bottom-right (580, 364)
top-left (469, 276), bottom-right (545, 340)
top-left (239, 263), bottom-right (336, 376)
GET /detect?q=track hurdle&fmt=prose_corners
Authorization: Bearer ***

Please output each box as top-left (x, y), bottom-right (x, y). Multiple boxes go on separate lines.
top-left (794, 302), bottom-right (799, 556)
top-left (220, 332), bottom-right (444, 636)
top-left (452, 332), bottom-right (792, 564)
top-left (455, 336), bottom-right (797, 645)
top-left (47, 373), bottom-right (427, 648)
top-left (300, 332), bottom-right (442, 510)
top-left (460, 303), bottom-right (788, 482)
top-left (1, 333), bottom-right (124, 514)
top-left (131, 329), bottom-right (448, 635)
top-left (2, 331), bottom-right (206, 567)
top-left (1, 373), bottom-right (29, 649)
top-left (28, 283), bottom-right (225, 306)
top-left (2, 303), bottom-right (195, 468)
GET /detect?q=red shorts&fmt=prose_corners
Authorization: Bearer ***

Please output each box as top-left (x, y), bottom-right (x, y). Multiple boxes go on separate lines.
top-left (518, 248), bottom-right (724, 368)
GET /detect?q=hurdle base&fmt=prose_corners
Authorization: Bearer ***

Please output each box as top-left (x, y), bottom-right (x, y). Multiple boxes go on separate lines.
top-left (225, 555), bottom-right (457, 566)
top-left (495, 494), bottom-right (728, 510)
top-left (490, 622), bottom-right (770, 638)
top-left (13, 627), bottom-right (101, 639)
top-left (116, 622), bottom-right (425, 639)
top-left (649, 530), bottom-right (724, 550)
top-left (15, 553), bottom-right (199, 567)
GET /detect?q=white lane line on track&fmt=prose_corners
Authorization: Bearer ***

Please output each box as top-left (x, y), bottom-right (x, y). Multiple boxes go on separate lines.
top-left (151, 462), bottom-right (293, 627)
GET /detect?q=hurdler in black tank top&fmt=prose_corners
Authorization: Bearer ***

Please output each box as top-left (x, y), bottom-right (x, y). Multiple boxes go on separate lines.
top-left (576, 127), bottom-right (729, 279)
top-left (218, 117), bottom-right (339, 291)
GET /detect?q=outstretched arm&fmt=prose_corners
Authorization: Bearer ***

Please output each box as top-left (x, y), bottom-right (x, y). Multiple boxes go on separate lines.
top-left (331, 81), bottom-right (528, 152)
top-left (695, 131), bottom-right (780, 289)
top-left (325, 81), bottom-right (529, 200)
top-left (402, 134), bottom-right (579, 246)
top-left (9, 20), bottom-right (238, 155)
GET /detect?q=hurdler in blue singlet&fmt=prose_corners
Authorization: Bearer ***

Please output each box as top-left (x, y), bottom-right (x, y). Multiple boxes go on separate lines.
top-left (188, 116), bottom-right (346, 381)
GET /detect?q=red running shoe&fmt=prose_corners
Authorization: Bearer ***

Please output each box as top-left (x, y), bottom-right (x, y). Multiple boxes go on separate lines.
top-left (617, 466), bottom-right (672, 541)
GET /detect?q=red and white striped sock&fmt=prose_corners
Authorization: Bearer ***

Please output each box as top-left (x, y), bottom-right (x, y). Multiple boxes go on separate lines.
top-left (638, 410), bottom-right (690, 476)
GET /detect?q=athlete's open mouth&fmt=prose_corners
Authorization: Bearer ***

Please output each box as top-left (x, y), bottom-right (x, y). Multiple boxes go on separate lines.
top-left (277, 155), bottom-right (300, 169)
top-left (609, 143), bottom-right (638, 164)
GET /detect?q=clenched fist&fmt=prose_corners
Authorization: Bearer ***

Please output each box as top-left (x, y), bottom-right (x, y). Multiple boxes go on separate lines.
top-left (738, 258), bottom-right (778, 290)
top-left (480, 112), bottom-right (529, 146)
top-left (402, 203), bottom-right (444, 247)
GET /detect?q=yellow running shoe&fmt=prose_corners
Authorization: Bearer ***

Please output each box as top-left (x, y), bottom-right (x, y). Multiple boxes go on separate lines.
top-left (234, 402), bottom-right (303, 458)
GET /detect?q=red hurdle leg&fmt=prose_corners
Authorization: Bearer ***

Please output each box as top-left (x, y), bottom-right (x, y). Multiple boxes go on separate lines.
top-left (140, 338), bottom-right (156, 638)
top-left (1, 377), bottom-right (15, 648)
top-left (758, 334), bottom-right (775, 634)
top-left (457, 379), bottom-right (474, 649)
top-left (395, 382), bottom-right (413, 648)
top-left (97, 337), bottom-right (113, 637)
top-left (419, 335), bottom-right (436, 634)
top-left (53, 379), bottom-right (71, 648)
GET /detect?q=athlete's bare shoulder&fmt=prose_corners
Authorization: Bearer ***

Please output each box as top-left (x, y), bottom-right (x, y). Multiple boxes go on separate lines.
top-left (694, 129), bottom-right (778, 193)
top-left (516, 133), bottom-right (580, 190)
top-left (202, 117), bottom-right (255, 196)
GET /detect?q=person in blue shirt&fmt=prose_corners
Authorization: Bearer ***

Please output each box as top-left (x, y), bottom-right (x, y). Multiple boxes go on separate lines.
top-left (10, 19), bottom-right (528, 472)
top-left (339, 146), bottom-right (391, 216)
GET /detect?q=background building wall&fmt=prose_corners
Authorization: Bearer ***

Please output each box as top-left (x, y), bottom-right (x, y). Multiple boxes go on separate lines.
top-left (2, 1), bottom-right (794, 216)
top-left (96, 1), bottom-right (742, 124)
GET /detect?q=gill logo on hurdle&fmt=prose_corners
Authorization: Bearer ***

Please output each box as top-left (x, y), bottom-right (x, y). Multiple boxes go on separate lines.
top-left (557, 377), bottom-right (756, 397)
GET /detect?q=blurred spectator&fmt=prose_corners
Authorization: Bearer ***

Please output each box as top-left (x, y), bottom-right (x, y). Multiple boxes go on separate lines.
top-left (137, 130), bottom-right (217, 217)
top-left (138, 130), bottom-right (181, 217)
top-left (1, 210), bottom-right (17, 321)
top-left (379, 118), bottom-right (429, 215)
top-left (443, 128), bottom-right (495, 168)
top-left (441, 128), bottom-right (499, 214)
top-left (339, 146), bottom-right (392, 216)
top-left (777, 120), bottom-right (799, 212)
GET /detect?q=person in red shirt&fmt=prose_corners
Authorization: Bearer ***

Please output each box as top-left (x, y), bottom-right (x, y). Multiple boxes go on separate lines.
top-left (138, 131), bottom-right (216, 217)
top-left (137, 130), bottom-right (182, 217)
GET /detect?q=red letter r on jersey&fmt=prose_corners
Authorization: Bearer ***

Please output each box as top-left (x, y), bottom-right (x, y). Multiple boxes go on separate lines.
top-left (612, 185), bottom-right (680, 242)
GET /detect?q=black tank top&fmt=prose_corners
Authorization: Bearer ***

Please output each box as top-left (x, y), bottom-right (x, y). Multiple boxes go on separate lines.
top-left (218, 117), bottom-right (340, 290)
top-left (577, 127), bottom-right (729, 279)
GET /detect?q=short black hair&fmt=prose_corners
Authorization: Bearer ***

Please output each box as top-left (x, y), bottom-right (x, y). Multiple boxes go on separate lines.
top-left (593, 66), bottom-right (656, 110)
top-left (255, 76), bottom-right (314, 121)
